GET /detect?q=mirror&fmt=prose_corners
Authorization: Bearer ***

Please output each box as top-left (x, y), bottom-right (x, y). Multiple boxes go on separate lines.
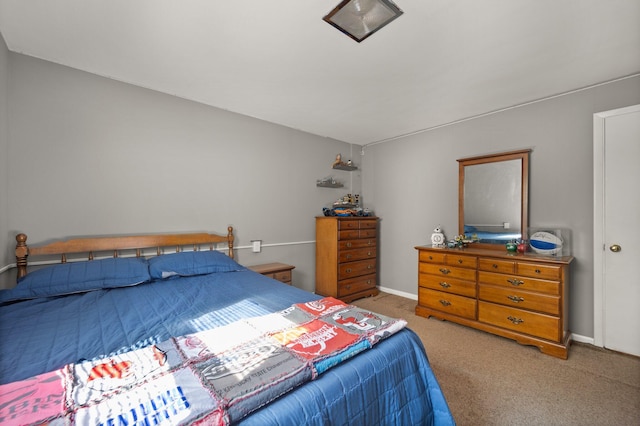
top-left (458, 149), bottom-right (530, 249)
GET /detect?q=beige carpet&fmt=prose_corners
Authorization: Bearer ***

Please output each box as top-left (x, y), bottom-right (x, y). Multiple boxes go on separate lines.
top-left (352, 292), bottom-right (640, 426)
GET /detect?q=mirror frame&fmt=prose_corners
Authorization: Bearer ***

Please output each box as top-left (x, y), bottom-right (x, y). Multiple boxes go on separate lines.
top-left (458, 149), bottom-right (530, 250)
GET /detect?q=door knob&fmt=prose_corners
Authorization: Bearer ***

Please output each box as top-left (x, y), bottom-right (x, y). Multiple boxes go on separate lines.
top-left (609, 244), bottom-right (622, 252)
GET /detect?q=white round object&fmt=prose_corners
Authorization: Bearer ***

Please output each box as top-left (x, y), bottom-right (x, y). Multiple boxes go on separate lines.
top-left (431, 232), bottom-right (444, 246)
top-left (530, 231), bottom-right (563, 255)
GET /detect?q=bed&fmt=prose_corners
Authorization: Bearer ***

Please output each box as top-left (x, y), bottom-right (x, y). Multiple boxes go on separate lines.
top-left (0, 228), bottom-right (455, 425)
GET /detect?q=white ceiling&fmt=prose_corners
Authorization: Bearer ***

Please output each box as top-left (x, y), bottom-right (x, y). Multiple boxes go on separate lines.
top-left (1, 0), bottom-right (639, 145)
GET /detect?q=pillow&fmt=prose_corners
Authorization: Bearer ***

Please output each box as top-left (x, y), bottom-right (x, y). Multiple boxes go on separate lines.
top-left (0, 257), bottom-right (151, 304)
top-left (148, 250), bottom-right (245, 279)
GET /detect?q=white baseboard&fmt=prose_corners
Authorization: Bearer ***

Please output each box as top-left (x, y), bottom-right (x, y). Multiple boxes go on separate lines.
top-left (377, 285), bottom-right (417, 301)
top-left (571, 333), bottom-right (595, 346)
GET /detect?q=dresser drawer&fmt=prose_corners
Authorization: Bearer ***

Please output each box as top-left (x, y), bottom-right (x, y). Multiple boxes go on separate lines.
top-left (479, 258), bottom-right (515, 274)
top-left (419, 251), bottom-right (446, 264)
top-left (338, 273), bottom-right (376, 297)
top-left (419, 263), bottom-right (476, 281)
top-left (338, 219), bottom-right (377, 230)
top-left (516, 262), bottom-right (561, 280)
top-left (445, 254), bottom-right (478, 269)
top-left (478, 301), bottom-right (561, 342)
top-left (478, 271), bottom-right (560, 295)
top-left (338, 230), bottom-right (360, 240)
top-left (419, 274), bottom-right (476, 298)
top-left (478, 284), bottom-right (560, 315)
top-left (419, 288), bottom-right (476, 319)
top-left (340, 239), bottom-right (376, 250)
top-left (339, 247), bottom-right (377, 262)
top-left (338, 229), bottom-right (377, 240)
top-left (359, 220), bottom-right (378, 229)
top-left (338, 259), bottom-right (376, 280)
top-left (268, 270), bottom-right (292, 284)
top-left (359, 229), bottom-right (377, 239)
top-left (338, 220), bottom-right (360, 230)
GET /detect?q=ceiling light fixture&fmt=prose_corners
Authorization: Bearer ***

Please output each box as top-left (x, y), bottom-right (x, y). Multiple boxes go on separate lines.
top-left (323, 0), bottom-right (404, 43)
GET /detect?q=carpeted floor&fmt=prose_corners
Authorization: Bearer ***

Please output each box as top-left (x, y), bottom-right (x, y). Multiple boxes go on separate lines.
top-left (352, 292), bottom-right (640, 426)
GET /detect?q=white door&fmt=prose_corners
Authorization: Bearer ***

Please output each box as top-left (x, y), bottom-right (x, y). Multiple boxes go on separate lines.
top-left (594, 105), bottom-right (640, 357)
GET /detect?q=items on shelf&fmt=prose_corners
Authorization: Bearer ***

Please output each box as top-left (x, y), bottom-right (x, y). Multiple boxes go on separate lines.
top-left (322, 193), bottom-right (372, 216)
top-left (316, 176), bottom-right (343, 188)
top-left (331, 153), bottom-right (357, 171)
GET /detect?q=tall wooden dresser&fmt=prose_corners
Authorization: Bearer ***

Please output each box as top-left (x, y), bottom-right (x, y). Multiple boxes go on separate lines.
top-left (316, 217), bottom-right (379, 303)
top-left (415, 246), bottom-right (573, 359)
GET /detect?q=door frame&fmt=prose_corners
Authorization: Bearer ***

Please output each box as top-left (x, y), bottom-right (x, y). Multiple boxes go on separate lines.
top-left (593, 104), bottom-right (640, 348)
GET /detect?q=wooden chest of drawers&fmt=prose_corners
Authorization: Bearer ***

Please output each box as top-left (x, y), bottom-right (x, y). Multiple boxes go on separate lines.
top-left (416, 246), bottom-right (573, 359)
top-left (316, 217), bottom-right (379, 303)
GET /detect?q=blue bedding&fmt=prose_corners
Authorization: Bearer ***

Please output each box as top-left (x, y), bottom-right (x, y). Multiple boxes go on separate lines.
top-left (0, 265), bottom-right (454, 425)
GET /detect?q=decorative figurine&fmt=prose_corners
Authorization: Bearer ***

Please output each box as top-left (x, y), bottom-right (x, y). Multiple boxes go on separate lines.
top-left (431, 226), bottom-right (445, 247)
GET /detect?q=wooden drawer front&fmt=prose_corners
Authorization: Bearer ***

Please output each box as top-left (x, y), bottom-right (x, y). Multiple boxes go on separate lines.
top-left (338, 220), bottom-right (359, 230)
top-left (419, 263), bottom-right (476, 281)
top-left (419, 288), bottom-right (476, 320)
top-left (419, 251), bottom-right (446, 264)
top-left (359, 220), bottom-right (377, 229)
top-left (338, 229), bottom-right (377, 240)
top-left (338, 259), bottom-right (376, 280)
top-left (479, 271), bottom-right (560, 296)
top-left (340, 239), bottom-right (376, 250)
top-left (339, 247), bottom-right (377, 263)
top-left (338, 274), bottom-right (376, 297)
top-left (516, 262), bottom-right (561, 280)
top-left (479, 285), bottom-right (560, 315)
top-left (419, 274), bottom-right (476, 298)
top-left (445, 254), bottom-right (477, 269)
top-left (267, 270), bottom-right (292, 284)
top-left (338, 230), bottom-right (360, 240)
top-left (478, 301), bottom-right (561, 342)
top-left (479, 258), bottom-right (515, 274)
top-left (359, 229), bottom-right (377, 239)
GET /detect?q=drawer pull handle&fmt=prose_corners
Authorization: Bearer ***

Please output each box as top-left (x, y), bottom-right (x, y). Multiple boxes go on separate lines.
top-left (507, 295), bottom-right (525, 303)
top-left (346, 254), bottom-right (352, 259)
top-left (428, 255), bottom-right (433, 260)
top-left (439, 268), bottom-right (451, 275)
top-left (507, 278), bottom-right (524, 286)
top-left (507, 316), bottom-right (524, 325)
top-left (367, 265), bottom-right (373, 269)
top-left (346, 242), bottom-right (352, 248)
top-left (346, 285), bottom-right (351, 290)
top-left (439, 282), bottom-right (451, 288)
top-left (368, 241), bottom-right (373, 246)
top-left (345, 268), bottom-right (352, 273)
top-left (492, 264), bottom-right (498, 269)
top-left (535, 269), bottom-right (541, 274)
top-left (458, 259), bottom-right (463, 264)
top-left (367, 251), bottom-right (372, 256)
top-left (439, 300), bottom-right (451, 307)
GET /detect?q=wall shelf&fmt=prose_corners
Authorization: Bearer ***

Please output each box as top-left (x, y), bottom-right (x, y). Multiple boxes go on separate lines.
top-left (317, 182), bottom-right (344, 188)
top-left (332, 164), bottom-right (358, 171)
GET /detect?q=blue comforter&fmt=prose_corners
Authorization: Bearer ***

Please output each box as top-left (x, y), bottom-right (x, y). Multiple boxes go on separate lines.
top-left (0, 269), bottom-right (454, 425)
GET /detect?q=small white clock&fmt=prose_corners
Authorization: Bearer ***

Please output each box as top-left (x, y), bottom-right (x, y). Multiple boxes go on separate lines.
top-left (431, 226), bottom-right (445, 247)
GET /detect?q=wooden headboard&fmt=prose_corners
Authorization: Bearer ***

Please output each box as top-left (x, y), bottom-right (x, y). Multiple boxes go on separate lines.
top-left (15, 227), bottom-right (234, 281)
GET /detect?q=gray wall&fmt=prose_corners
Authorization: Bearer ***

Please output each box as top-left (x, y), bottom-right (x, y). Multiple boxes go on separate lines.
top-left (361, 75), bottom-right (640, 339)
top-left (2, 46), bottom-right (639, 341)
top-left (0, 35), bottom-right (8, 272)
top-left (1, 53), bottom-right (362, 292)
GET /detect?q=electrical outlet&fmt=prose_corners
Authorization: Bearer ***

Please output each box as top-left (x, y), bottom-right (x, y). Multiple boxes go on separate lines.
top-left (251, 240), bottom-right (262, 253)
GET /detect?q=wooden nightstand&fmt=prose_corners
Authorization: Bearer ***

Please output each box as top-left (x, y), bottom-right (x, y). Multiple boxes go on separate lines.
top-left (248, 262), bottom-right (295, 285)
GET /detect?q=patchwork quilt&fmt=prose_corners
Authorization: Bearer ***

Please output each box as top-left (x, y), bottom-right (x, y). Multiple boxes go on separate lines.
top-left (0, 297), bottom-right (406, 425)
